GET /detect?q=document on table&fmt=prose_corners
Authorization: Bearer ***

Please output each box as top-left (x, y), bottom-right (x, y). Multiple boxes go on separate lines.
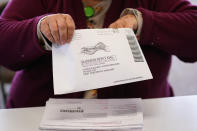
top-left (40, 98), bottom-right (143, 131)
top-left (52, 28), bottom-right (152, 95)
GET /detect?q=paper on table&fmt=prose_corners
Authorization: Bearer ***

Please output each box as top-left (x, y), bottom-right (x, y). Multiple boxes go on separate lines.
top-left (40, 129), bottom-right (142, 131)
top-left (52, 28), bottom-right (152, 95)
top-left (40, 98), bottom-right (143, 131)
top-left (40, 129), bottom-right (143, 131)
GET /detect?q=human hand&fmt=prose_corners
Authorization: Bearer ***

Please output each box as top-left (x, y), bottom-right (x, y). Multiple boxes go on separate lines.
top-left (40, 14), bottom-right (75, 45)
top-left (109, 14), bottom-right (138, 31)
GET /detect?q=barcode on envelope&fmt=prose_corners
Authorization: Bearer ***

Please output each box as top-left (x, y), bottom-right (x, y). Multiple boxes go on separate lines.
top-left (126, 35), bottom-right (144, 62)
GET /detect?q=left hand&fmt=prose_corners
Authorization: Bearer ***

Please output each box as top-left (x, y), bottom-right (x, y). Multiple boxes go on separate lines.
top-left (109, 14), bottom-right (138, 31)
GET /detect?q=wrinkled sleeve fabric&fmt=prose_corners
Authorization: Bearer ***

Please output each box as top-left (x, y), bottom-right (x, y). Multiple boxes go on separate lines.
top-left (137, 0), bottom-right (197, 62)
top-left (0, 0), bottom-right (49, 71)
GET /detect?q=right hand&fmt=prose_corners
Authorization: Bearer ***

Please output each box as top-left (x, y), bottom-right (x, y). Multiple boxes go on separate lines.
top-left (40, 14), bottom-right (75, 45)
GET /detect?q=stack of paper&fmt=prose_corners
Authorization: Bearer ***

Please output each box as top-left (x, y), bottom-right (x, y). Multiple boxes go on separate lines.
top-left (52, 28), bottom-right (152, 95)
top-left (40, 98), bottom-right (144, 131)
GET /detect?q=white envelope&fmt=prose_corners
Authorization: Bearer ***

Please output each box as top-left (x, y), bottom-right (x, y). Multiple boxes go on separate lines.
top-left (52, 28), bottom-right (152, 95)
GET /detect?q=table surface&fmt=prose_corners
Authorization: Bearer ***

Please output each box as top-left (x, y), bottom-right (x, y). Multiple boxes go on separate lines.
top-left (0, 95), bottom-right (197, 131)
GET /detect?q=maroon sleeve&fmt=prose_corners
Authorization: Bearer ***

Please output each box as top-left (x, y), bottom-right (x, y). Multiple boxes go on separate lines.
top-left (0, 0), bottom-right (49, 71)
top-left (137, 0), bottom-right (197, 62)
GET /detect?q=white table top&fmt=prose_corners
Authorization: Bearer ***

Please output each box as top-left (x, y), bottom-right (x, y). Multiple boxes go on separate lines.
top-left (0, 95), bottom-right (197, 131)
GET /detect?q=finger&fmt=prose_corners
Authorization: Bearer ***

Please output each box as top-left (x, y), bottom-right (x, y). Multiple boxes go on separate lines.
top-left (64, 14), bottom-right (75, 43)
top-left (109, 23), bottom-right (117, 28)
top-left (56, 17), bottom-right (67, 44)
top-left (130, 21), bottom-right (138, 30)
top-left (111, 22), bottom-right (124, 28)
top-left (40, 20), bottom-right (55, 43)
top-left (115, 22), bottom-right (125, 28)
top-left (48, 18), bottom-right (61, 44)
top-left (123, 15), bottom-right (138, 29)
top-left (124, 20), bottom-right (133, 28)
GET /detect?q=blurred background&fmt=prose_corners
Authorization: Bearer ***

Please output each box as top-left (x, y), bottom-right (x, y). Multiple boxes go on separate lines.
top-left (0, 0), bottom-right (197, 108)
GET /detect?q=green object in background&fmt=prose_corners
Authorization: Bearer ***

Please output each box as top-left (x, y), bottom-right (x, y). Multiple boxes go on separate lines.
top-left (84, 6), bottom-right (94, 18)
